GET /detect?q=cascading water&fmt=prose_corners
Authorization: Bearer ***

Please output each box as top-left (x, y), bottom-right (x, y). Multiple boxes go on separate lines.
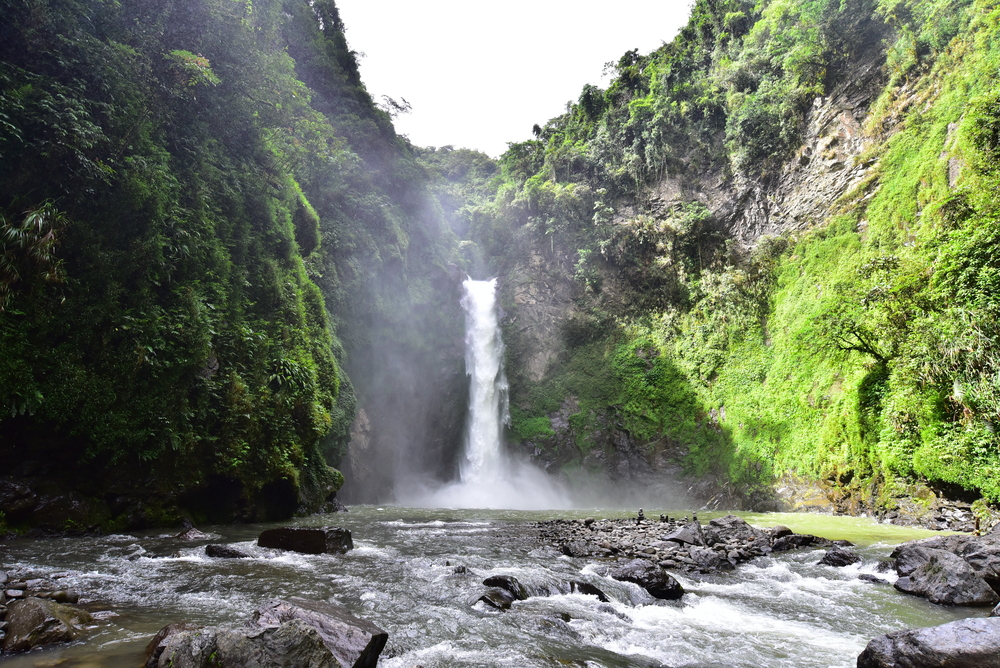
top-left (401, 277), bottom-right (570, 509)
top-left (459, 278), bottom-right (509, 485)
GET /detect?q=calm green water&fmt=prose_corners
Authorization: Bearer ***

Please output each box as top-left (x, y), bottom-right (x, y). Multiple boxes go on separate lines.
top-left (0, 508), bottom-right (980, 667)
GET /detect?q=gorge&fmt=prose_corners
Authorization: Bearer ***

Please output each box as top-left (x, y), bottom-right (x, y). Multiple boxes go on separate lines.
top-left (3, 0), bottom-right (1000, 663)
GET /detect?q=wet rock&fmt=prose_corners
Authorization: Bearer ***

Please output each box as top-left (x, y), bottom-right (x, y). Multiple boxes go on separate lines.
top-left (857, 617), bottom-right (1000, 668)
top-left (257, 527), bottom-right (353, 555)
top-left (35, 590), bottom-right (80, 604)
top-left (771, 533), bottom-right (815, 552)
top-left (252, 598), bottom-right (388, 668)
top-left (818, 546), bottom-right (862, 567)
top-left (894, 548), bottom-right (999, 606)
top-left (205, 544), bottom-right (252, 559)
top-left (152, 620), bottom-right (337, 668)
top-left (176, 527), bottom-right (210, 541)
top-left (708, 515), bottom-right (765, 543)
top-left (608, 559), bottom-right (684, 600)
top-left (1, 596), bottom-right (94, 653)
top-left (570, 581), bottom-right (609, 602)
top-left (477, 588), bottom-right (516, 610)
top-left (858, 574), bottom-right (888, 585)
top-left (482, 575), bottom-right (529, 600)
top-left (144, 622), bottom-right (204, 668)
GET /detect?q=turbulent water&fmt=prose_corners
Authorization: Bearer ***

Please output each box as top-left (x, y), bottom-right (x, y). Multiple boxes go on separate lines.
top-left (0, 508), bottom-right (976, 668)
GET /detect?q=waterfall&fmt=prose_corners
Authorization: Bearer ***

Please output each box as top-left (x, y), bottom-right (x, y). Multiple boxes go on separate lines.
top-left (459, 278), bottom-right (509, 485)
top-left (398, 276), bottom-right (571, 509)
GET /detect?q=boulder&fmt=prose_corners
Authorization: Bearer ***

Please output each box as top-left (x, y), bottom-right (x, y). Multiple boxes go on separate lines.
top-left (153, 619), bottom-right (338, 668)
top-left (689, 546), bottom-right (734, 571)
top-left (257, 527), bottom-right (353, 555)
top-left (663, 521), bottom-right (706, 547)
top-left (857, 617), bottom-right (1000, 668)
top-left (771, 534), bottom-right (815, 551)
top-left (482, 575), bottom-right (529, 601)
top-left (477, 588), bottom-right (516, 610)
top-left (1, 596), bottom-right (94, 653)
top-left (570, 581), bottom-right (609, 602)
top-left (560, 540), bottom-right (598, 557)
top-left (893, 548), bottom-right (999, 606)
top-left (176, 527), bottom-right (210, 541)
top-left (205, 544), bottom-right (252, 559)
top-left (708, 515), bottom-right (765, 543)
top-left (608, 559), bottom-right (684, 600)
top-left (144, 622), bottom-right (203, 668)
top-left (818, 546), bottom-right (862, 567)
top-left (252, 598), bottom-right (387, 668)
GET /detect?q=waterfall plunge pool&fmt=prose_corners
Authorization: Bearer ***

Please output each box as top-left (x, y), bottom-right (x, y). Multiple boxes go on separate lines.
top-left (0, 508), bottom-right (977, 668)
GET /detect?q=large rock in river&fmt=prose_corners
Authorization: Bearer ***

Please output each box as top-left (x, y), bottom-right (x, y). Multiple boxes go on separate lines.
top-left (1, 596), bottom-right (94, 653)
top-left (608, 559), bottom-right (684, 600)
top-left (252, 598), bottom-right (387, 668)
top-left (857, 617), bottom-right (1000, 667)
top-left (147, 598), bottom-right (386, 668)
top-left (151, 619), bottom-right (338, 668)
top-left (893, 548), bottom-right (999, 606)
top-left (257, 527), bottom-right (353, 555)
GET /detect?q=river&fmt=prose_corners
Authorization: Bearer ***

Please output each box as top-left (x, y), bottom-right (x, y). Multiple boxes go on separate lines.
top-left (0, 507), bottom-right (978, 667)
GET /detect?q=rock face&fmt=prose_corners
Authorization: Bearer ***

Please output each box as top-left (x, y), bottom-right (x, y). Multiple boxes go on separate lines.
top-left (857, 617), bottom-right (1000, 668)
top-left (257, 527), bottom-right (354, 555)
top-left (148, 598), bottom-right (387, 668)
top-left (253, 598), bottom-right (387, 668)
top-left (152, 619), bottom-right (338, 668)
top-left (893, 549), bottom-right (999, 606)
top-left (891, 536), bottom-right (1000, 607)
top-left (608, 559), bottom-right (684, 600)
top-left (1, 596), bottom-right (94, 653)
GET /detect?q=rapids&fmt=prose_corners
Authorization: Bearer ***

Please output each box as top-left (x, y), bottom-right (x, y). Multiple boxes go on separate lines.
top-left (0, 508), bottom-right (977, 668)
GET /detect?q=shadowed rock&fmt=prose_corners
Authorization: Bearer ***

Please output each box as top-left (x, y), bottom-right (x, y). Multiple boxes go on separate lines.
top-left (663, 521), bottom-right (706, 546)
top-left (257, 527), bottom-right (353, 555)
top-left (205, 544), bottom-right (252, 559)
top-left (608, 559), bottom-right (684, 600)
top-left (1, 597), bottom-right (93, 653)
top-left (857, 617), bottom-right (1000, 668)
top-left (818, 546), bottom-right (862, 567)
top-left (152, 620), bottom-right (337, 668)
top-left (253, 598), bottom-right (387, 668)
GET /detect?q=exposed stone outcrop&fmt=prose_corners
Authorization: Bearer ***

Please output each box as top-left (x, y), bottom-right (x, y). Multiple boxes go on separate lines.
top-left (1, 596), bottom-right (93, 653)
top-left (257, 527), bottom-right (354, 555)
top-left (857, 617), bottom-right (1000, 668)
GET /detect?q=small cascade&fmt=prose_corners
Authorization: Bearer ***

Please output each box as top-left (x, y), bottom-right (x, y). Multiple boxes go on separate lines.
top-left (459, 278), bottom-right (509, 485)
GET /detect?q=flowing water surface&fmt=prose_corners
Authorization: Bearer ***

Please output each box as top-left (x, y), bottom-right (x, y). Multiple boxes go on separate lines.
top-left (0, 507), bottom-right (980, 668)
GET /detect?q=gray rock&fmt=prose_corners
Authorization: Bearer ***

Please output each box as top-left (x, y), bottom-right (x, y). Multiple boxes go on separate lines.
top-left (708, 515), bottom-right (765, 542)
top-left (482, 575), bottom-right (529, 600)
top-left (1, 596), bottom-right (94, 653)
top-left (257, 527), bottom-right (353, 555)
top-left (205, 544), bottom-right (252, 559)
top-left (252, 598), bottom-right (387, 668)
top-left (771, 534), bottom-right (815, 551)
top-left (818, 546), bottom-right (862, 567)
top-left (155, 619), bottom-right (338, 668)
top-left (477, 588), bottom-right (516, 610)
top-left (570, 581), bottom-right (609, 602)
top-left (608, 559), bottom-right (684, 600)
top-left (689, 546), bottom-right (734, 571)
top-left (663, 521), bottom-right (706, 546)
top-left (176, 527), bottom-right (210, 541)
top-left (893, 548), bottom-right (999, 606)
top-left (144, 622), bottom-right (203, 668)
top-left (857, 617), bottom-right (1000, 667)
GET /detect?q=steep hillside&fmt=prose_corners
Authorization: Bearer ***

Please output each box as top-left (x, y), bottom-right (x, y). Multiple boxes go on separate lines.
top-left (466, 0), bottom-right (1000, 520)
top-left (0, 0), bottom-right (466, 531)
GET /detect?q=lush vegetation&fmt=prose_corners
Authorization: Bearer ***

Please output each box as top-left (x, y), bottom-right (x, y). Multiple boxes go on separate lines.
top-left (0, 0), bottom-right (466, 528)
top-left (466, 0), bottom-right (1000, 509)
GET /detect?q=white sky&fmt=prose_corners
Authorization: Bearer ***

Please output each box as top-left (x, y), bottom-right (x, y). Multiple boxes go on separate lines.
top-left (334, 0), bottom-right (694, 157)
